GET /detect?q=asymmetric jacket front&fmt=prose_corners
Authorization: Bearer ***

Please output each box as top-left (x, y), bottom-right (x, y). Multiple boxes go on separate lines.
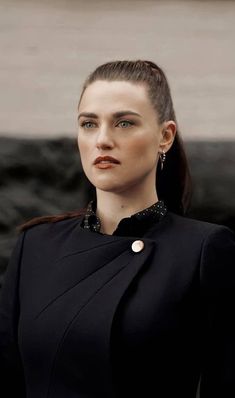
top-left (0, 211), bottom-right (235, 397)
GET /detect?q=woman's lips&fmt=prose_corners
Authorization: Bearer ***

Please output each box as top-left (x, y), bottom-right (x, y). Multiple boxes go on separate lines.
top-left (93, 156), bottom-right (120, 169)
top-left (95, 163), bottom-right (116, 169)
top-left (94, 161), bottom-right (119, 169)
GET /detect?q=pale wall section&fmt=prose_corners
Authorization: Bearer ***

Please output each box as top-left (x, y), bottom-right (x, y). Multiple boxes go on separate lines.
top-left (0, 0), bottom-right (235, 140)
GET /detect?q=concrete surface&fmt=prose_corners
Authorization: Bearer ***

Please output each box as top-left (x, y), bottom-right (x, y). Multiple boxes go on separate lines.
top-left (0, 0), bottom-right (235, 140)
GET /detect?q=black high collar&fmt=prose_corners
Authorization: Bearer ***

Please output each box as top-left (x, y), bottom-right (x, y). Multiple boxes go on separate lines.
top-left (81, 199), bottom-right (167, 237)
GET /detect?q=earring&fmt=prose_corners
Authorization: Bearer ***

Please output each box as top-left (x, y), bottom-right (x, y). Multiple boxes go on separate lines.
top-left (160, 150), bottom-right (166, 171)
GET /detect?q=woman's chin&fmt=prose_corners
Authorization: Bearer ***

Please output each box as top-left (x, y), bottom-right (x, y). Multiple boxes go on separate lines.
top-left (89, 175), bottom-right (120, 191)
top-left (94, 183), bottom-right (121, 193)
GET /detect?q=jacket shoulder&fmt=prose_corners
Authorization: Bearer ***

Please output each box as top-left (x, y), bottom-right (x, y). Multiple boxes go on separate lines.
top-left (165, 211), bottom-right (233, 240)
top-left (18, 209), bottom-right (86, 233)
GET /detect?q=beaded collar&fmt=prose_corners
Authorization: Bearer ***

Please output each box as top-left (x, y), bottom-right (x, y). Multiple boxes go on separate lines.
top-left (81, 199), bottom-right (167, 237)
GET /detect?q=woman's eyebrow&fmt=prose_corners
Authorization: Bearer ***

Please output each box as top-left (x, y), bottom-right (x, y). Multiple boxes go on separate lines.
top-left (78, 112), bottom-right (98, 120)
top-left (78, 110), bottom-right (141, 120)
top-left (113, 111), bottom-right (141, 118)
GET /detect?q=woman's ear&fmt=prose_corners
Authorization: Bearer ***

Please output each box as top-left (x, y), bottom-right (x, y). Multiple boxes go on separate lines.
top-left (159, 120), bottom-right (177, 153)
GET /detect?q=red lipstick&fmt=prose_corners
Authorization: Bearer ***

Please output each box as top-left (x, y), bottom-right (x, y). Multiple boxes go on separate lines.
top-left (94, 156), bottom-right (120, 169)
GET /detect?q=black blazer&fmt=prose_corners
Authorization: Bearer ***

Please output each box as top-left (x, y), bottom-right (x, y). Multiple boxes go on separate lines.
top-left (0, 211), bottom-right (235, 398)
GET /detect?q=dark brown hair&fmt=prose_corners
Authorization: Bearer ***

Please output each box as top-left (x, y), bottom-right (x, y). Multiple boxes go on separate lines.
top-left (20, 60), bottom-right (192, 231)
top-left (79, 60), bottom-right (192, 214)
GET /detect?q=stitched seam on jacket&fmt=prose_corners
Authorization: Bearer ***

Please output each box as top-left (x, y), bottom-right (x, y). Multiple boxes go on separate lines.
top-left (46, 262), bottom-right (130, 398)
top-left (55, 238), bottom-right (126, 263)
top-left (34, 249), bottom-right (131, 319)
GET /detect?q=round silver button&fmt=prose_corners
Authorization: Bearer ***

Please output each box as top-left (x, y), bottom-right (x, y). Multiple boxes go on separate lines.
top-left (131, 240), bottom-right (145, 253)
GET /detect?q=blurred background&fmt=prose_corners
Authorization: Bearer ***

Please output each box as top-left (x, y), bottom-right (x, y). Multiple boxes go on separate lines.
top-left (0, 0), bottom-right (235, 281)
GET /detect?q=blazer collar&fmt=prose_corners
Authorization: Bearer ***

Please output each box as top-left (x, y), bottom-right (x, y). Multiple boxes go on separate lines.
top-left (57, 209), bottom-right (172, 261)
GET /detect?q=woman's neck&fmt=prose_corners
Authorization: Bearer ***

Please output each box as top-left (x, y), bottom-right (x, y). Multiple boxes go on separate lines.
top-left (95, 189), bottom-right (159, 235)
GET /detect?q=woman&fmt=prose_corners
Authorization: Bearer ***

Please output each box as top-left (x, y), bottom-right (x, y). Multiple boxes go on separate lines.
top-left (0, 60), bottom-right (235, 398)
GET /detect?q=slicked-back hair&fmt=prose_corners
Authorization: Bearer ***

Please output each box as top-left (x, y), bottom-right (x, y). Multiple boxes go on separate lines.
top-left (20, 60), bottom-right (192, 232)
top-left (79, 60), bottom-right (192, 215)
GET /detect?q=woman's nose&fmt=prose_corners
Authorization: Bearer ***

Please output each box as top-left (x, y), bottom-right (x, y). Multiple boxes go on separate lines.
top-left (96, 126), bottom-right (114, 149)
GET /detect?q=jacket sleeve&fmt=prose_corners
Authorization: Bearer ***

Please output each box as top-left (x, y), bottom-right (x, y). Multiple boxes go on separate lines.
top-left (199, 226), bottom-right (235, 397)
top-left (0, 232), bottom-right (26, 397)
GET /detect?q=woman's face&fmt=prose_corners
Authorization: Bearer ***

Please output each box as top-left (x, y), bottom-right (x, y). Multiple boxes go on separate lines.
top-left (77, 80), bottom-right (173, 195)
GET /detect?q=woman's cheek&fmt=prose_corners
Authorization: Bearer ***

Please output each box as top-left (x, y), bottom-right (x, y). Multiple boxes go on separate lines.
top-left (127, 140), bottom-right (150, 164)
top-left (79, 141), bottom-right (90, 163)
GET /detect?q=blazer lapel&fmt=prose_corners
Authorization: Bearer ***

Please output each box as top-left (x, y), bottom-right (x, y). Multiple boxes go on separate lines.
top-left (46, 222), bottom-right (157, 397)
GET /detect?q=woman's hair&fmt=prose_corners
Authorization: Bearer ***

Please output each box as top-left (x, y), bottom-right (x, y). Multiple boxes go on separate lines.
top-left (79, 60), bottom-right (192, 215)
top-left (20, 60), bottom-right (192, 231)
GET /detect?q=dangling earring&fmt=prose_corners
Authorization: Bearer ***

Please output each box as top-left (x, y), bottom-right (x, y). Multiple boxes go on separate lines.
top-left (159, 150), bottom-right (166, 171)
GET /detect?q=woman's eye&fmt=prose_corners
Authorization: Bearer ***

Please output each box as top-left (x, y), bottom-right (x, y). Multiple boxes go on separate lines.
top-left (117, 120), bottom-right (133, 128)
top-left (81, 121), bottom-right (96, 129)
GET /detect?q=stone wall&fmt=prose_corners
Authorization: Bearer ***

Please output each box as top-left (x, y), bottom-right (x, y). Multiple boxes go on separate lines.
top-left (1, 0), bottom-right (235, 141)
top-left (0, 137), bottom-right (235, 285)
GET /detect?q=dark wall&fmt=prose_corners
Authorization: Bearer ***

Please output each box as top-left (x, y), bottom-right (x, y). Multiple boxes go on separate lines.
top-left (0, 137), bottom-right (235, 285)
